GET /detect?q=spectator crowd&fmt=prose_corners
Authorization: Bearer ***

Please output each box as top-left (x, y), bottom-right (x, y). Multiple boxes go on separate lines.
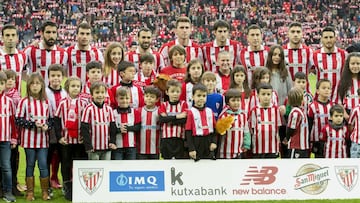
top-left (0, 0), bottom-right (359, 51)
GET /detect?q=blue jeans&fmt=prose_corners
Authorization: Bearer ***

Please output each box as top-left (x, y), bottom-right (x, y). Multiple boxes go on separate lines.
top-left (0, 142), bottom-right (12, 192)
top-left (24, 148), bottom-right (49, 178)
top-left (112, 148), bottom-right (137, 160)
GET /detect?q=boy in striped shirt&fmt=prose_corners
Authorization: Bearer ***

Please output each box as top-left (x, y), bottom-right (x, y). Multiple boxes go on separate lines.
top-left (81, 82), bottom-right (117, 160)
top-left (308, 79), bottom-right (332, 158)
top-left (249, 83), bottom-right (281, 158)
top-left (112, 87), bottom-right (141, 160)
top-left (321, 104), bottom-right (349, 158)
top-left (186, 83), bottom-right (217, 160)
top-left (137, 86), bottom-right (161, 159)
top-left (159, 79), bottom-right (188, 159)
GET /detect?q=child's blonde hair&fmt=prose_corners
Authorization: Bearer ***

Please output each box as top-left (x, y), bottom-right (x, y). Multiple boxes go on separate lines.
top-left (287, 87), bottom-right (304, 107)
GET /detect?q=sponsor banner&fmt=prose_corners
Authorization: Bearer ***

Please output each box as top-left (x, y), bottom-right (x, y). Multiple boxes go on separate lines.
top-left (73, 159), bottom-right (360, 202)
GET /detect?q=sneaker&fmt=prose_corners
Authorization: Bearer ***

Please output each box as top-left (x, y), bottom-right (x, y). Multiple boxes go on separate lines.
top-left (16, 184), bottom-right (26, 192)
top-left (3, 192), bottom-right (16, 202)
top-left (48, 188), bottom-right (54, 197)
top-left (50, 180), bottom-right (62, 189)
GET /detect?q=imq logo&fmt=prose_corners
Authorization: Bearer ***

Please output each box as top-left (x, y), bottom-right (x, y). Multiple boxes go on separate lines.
top-left (109, 171), bottom-right (164, 192)
top-left (240, 166), bottom-right (278, 185)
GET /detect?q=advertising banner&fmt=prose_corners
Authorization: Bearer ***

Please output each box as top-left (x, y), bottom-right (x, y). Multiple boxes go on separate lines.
top-left (73, 159), bottom-right (360, 202)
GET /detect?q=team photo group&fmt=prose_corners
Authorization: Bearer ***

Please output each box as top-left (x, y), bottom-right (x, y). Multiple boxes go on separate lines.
top-left (0, 1), bottom-right (359, 203)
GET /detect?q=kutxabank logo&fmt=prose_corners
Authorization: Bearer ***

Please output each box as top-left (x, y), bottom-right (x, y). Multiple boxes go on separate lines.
top-left (294, 164), bottom-right (330, 195)
top-left (335, 166), bottom-right (358, 192)
top-left (79, 168), bottom-right (104, 195)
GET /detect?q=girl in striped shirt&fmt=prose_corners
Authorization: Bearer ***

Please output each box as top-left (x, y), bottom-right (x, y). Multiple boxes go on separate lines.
top-left (16, 73), bottom-right (51, 201)
top-left (54, 76), bottom-right (88, 201)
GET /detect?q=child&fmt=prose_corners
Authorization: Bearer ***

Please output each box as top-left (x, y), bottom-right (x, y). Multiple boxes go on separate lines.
top-left (137, 86), bottom-right (162, 159)
top-left (249, 83), bottom-right (281, 158)
top-left (185, 83), bottom-right (217, 160)
top-left (3, 69), bottom-right (22, 196)
top-left (321, 104), bottom-right (349, 158)
top-left (218, 88), bottom-right (251, 159)
top-left (160, 45), bottom-right (187, 82)
top-left (0, 71), bottom-right (17, 202)
top-left (134, 53), bottom-right (157, 87)
top-left (3, 70), bottom-right (21, 107)
top-left (180, 59), bottom-right (205, 107)
top-left (159, 79), bottom-right (188, 159)
top-left (54, 76), bottom-right (88, 201)
top-left (16, 73), bottom-right (51, 201)
top-left (81, 61), bottom-right (104, 102)
top-left (286, 87), bottom-right (310, 159)
top-left (229, 65), bottom-right (251, 114)
top-left (333, 52), bottom-right (360, 119)
top-left (215, 51), bottom-right (232, 94)
top-left (308, 79), bottom-right (332, 158)
top-left (45, 64), bottom-right (67, 190)
top-left (201, 71), bottom-right (224, 120)
top-left (289, 72), bottom-right (313, 114)
top-left (266, 45), bottom-right (293, 106)
top-left (103, 42), bottom-right (124, 87)
top-left (248, 67), bottom-right (279, 112)
top-left (109, 61), bottom-right (144, 109)
top-left (348, 89), bottom-right (360, 158)
top-left (81, 82), bottom-right (117, 160)
top-left (112, 87), bottom-right (141, 160)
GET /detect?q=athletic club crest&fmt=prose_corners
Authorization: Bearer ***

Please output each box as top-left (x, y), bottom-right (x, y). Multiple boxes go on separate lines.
top-left (335, 166), bottom-right (358, 192)
top-left (79, 168), bottom-right (104, 195)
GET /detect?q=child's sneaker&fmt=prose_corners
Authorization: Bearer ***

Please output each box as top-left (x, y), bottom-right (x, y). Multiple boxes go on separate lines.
top-left (3, 192), bottom-right (16, 202)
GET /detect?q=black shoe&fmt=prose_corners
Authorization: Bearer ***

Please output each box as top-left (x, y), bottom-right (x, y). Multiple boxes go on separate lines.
top-left (209, 151), bottom-right (216, 160)
top-left (12, 187), bottom-right (22, 197)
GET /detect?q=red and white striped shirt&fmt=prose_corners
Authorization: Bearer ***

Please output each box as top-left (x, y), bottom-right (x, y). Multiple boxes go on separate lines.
top-left (0, 94), bottom-right (16, 143)
top-left (81, 102), bottom-right (115, 150)
top-left (125, 48), bottom-right (165, 73)
top-left (0, 49), bottom-right (27, 91)
top-left (215, 72), bottom-right (230, 94)
top-left (313, 47), bottom-right (347, 95)
top-left (45, 87), bottom-right (68, 117)
top-left (321, 124), bottom-right (348, 158)
top-left (185, 107), bottom-right (215, 136)
top-left (239, 45), bottom-right (269, 82)
top-left (159, 39), bottom-right (203, 67)
top-left (283, 44), bottom-right (313, 80)
top-left (249, 105), bottom-right (281, 154)
top-left (307, 100), bottom-right (332, 142)
top-left (287, 107), bottom-right (309, 150)
top-left (138, 106), bottom-right (160, 154)
top-left (109, 83), bottom-right (144, 109)
top-left (180, 82), bottom-right (195, 108)
top-left (218, 108), bottom-right (249, 159)
top-left (248, 90), bottom-right (279, 114)
top-left (133, 69), bottom-right (156, 87)
top-left (202, 39), bottom-right (241, 73)
top-left (332, 79), bottom-right (360, 110)
top-left (113, 108), bottom-right (141, 148)
top-left (159, 101), bottom-right (188, 139)
top-left (16, 97), bottom-right (50, 148)
top-left (349, 106), bottom-right (360, 144)
top-left (24, 44), bottom-right (68, 84)
top-left (66, 44), bottom-right (104, 83)
top-left (54, 97), bottom-right (88, 144)
top-left (102, 68), bottom-right (121, 88)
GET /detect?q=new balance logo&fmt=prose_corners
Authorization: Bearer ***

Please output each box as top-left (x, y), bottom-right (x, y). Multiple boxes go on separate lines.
top-left (240, 166), bottom-right (278, 185)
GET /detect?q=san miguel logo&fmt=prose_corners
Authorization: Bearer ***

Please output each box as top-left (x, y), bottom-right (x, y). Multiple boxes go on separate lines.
top-left (335, 166), bottom-right (358, 192)
top-left (294, 164), bottom-right (330, 195)
top-left (79, 168), bottom-right (104, 195)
